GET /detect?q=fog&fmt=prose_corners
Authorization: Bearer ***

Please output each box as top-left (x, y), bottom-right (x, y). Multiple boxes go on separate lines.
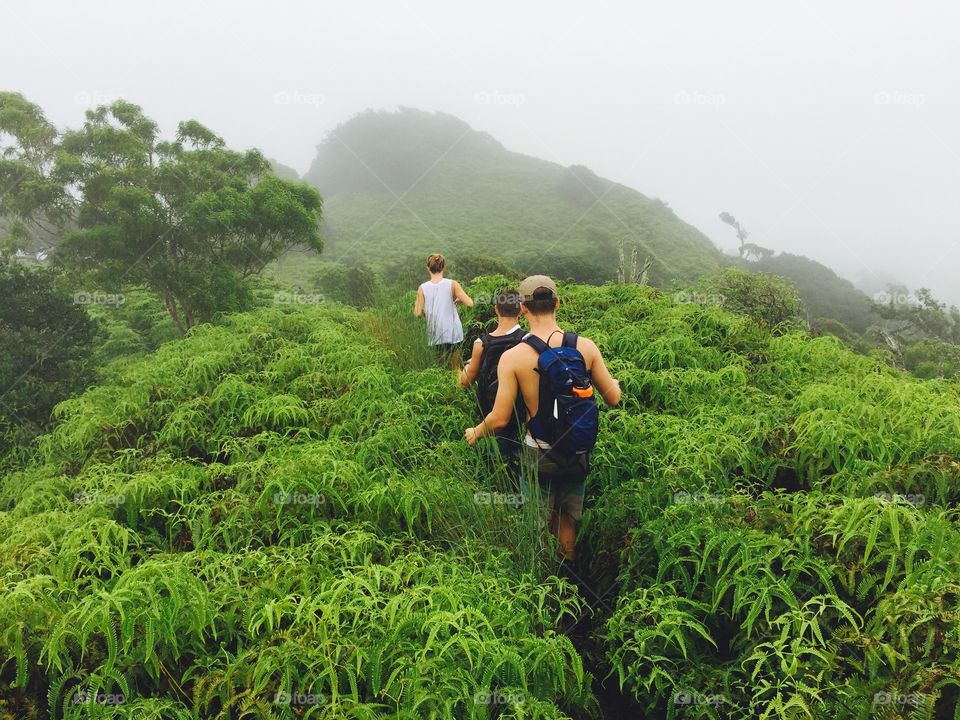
top-left (3, 0), bottom-right (958, 303)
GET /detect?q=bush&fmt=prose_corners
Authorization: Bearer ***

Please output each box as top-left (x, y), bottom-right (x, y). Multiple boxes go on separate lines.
top-left (314, 261), bottom-right (379, 307)
top-left (903, 338), bottom-right (960, 380)
top-left (694, 267), bottom-right (804, 333)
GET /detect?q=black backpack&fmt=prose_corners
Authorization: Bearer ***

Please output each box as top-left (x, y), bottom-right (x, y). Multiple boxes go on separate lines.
top-left (476, 330), bottom-right (524, 417)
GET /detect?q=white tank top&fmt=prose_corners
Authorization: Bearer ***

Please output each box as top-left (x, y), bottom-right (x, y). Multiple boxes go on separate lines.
top-left (420, 278), bottom-right (464, 345)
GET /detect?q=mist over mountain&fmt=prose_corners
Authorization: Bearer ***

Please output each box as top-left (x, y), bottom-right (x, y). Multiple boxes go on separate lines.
top-left (303, 108), bottom-right (722, 285)
top-left (300, 108), bottom-right (886, 332)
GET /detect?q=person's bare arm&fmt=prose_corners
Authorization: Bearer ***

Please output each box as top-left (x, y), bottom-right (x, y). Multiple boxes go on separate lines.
top-left (413, 286), bottom-right (425, 317)
top-left (459, 340), bottom-right (484, 387)
top-left (465, 351), bottom-right (518, 444)
top-left (451, 280), bottom-right (474, 308)
top-left (581, 338), bottom-right (621, 406)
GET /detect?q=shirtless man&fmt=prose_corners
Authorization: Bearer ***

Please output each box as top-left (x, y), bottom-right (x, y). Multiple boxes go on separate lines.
top-left (464, 275), bottom-right (621, 560)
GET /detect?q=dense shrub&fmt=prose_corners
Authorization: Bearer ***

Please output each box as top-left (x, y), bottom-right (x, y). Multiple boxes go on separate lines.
top-left (693, 267), bottom-right (804, 333)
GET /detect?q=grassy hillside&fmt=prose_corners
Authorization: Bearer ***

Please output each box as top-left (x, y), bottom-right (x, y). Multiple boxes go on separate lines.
top-left (2, 280), bottom-right (959, 718)
top-left (303, 109), bottom-right (722, 286)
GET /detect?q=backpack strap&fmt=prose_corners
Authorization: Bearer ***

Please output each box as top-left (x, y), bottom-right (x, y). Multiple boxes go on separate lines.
top-left (523, 333), bottom-right (550, 355)
top-left (562, 332), bottom-right (579, 349)
top-left (524, 330), bottom-right (569, 355)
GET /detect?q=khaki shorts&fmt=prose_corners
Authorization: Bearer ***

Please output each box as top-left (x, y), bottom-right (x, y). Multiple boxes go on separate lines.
top-left (520, 442), bottom-right (589, 521)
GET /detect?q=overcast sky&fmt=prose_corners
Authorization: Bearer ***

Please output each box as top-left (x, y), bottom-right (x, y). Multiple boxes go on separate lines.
top-left (4, 1), bottom-right (958, 303)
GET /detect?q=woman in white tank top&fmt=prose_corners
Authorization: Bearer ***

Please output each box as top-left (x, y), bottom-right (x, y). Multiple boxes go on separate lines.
top-left (414, 253), bottom-right (474, 351)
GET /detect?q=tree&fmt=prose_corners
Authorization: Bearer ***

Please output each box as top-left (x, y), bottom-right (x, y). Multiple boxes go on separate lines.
top-left (750, 252), bottom-right (876, 334)
top-left (0, 95), bottom-right (324, 332)
top-left (0, 92), bottom-right (69, 256)
top-left (719, 211), bottom-right (775, 261)
top-left (869, 286), bottom-right (960, 376)
top-left (0, 261), bottom-right (101, 458)
top-left (872, 286), bottom-right (960, 345)
top-left (719, 211), bottom-right (749, 246)
top-left (617, 244), bottom-right (651, 285)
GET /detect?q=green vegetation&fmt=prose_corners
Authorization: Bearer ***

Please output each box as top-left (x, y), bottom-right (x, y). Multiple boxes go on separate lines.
top-left (690, 268), bottom-right (804, 334)
top-left (711, 213), bottom-right (960, 380)
top-left (745, 253), bottom-right (876, 334)
top-left (0, 262), bottom-right (101, 462)
top-left (2, 278), bottom-right (959, 718)
top-left (569, 282), bottom-right (960, 718)
top-left (0, 93), bottom-right (323, 332)
top-left (0, 297), bottom-right (587, 719)
top-left (303, 108), bottom-right (722, 286)
top-left (870, 287), bottom-right (960, 379)
top-left (716, 213), bottom-right (876, 334)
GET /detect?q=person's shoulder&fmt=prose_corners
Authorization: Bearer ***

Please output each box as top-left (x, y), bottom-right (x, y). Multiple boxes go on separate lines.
top-left (503, 336), bottom-right (534, 358)
top-left (574, 334), bottom-right (602, 356)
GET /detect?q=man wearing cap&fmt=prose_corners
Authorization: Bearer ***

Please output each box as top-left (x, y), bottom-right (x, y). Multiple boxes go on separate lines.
top-left (464, 275), bottom-right (621, 561)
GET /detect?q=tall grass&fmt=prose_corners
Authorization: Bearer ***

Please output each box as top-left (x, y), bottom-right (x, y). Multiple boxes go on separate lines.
top-left (361, 290), bottom-right (438, 372)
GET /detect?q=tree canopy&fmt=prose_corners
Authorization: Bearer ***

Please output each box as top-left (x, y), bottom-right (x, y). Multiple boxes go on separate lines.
top-left (0, 94), bottom-right (324, 331)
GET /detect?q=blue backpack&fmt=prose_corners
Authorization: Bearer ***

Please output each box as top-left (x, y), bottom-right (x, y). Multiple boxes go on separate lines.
top-left (523, 331), bottom-right (598, 455)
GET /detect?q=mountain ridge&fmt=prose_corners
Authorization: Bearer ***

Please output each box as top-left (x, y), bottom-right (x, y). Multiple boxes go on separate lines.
top-left (302, 107), bottom-right (723, 285)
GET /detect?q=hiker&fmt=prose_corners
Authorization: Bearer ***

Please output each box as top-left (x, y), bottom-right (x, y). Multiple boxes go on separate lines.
top-left (413, 253), bottom-right (473, 365)
top-left (464, 275), bottom-right (621, 561)
top-left (459, 288), bottom-right (526, 464)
